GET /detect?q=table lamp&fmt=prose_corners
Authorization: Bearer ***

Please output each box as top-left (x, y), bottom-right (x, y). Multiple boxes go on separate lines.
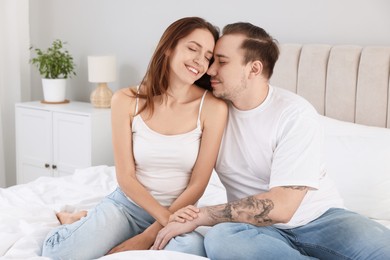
top-left (88, 55), bottom-right (116, 108)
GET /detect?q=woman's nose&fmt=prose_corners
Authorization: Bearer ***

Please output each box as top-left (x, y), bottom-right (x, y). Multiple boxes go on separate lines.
top-left (207, 63), bottom-right (216, 76)
top-left (193, 54), bottom-right (201, 64)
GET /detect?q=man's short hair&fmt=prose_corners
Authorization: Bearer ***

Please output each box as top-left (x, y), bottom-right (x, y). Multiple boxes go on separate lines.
top-left (223, 22), bottom-right (279, 79)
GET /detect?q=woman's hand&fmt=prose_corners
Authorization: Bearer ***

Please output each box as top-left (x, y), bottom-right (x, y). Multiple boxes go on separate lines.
top-left (168, 205), bottom-right (200, 223)
top-left (152, 220), bottom-right (198, 250)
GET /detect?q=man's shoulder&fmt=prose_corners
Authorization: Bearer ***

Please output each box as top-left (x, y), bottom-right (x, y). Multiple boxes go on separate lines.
top-left (271, 86), bottom-right (317, 115)
top-left (272, 86), bottom-right (305, 103)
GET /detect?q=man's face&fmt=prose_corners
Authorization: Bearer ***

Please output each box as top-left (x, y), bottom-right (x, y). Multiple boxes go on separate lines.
top-left (207, 34), bottom-right (251, 101)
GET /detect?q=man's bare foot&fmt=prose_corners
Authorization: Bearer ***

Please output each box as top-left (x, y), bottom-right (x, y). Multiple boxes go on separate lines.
top-left (56, 211), bottom-right (88, 225)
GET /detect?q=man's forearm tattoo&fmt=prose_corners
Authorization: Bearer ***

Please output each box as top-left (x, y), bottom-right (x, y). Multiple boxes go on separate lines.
top-left (206, 196), bottom-right (274, 226)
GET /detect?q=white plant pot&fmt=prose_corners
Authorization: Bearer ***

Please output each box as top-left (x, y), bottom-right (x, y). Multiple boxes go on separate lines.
top-left (42, 78), bottom-right (67, 102)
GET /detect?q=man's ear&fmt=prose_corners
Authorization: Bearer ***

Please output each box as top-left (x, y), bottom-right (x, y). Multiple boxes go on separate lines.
top-left (249, 61), bottom-right (263, 78)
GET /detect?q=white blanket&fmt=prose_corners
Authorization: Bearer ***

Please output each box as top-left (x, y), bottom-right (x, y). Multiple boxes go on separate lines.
top-left (0, 166), bottom-right (226, 259)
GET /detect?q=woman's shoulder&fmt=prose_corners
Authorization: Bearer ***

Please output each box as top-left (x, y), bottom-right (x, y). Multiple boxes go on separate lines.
top-left (202, 90), bottom-right (228, 116)
top-left (112, 86), bottom-right (137, 101)
top-left (111, 86), bottom-right (138, 111)
top-left (204, 90), bottom-right (227, 108)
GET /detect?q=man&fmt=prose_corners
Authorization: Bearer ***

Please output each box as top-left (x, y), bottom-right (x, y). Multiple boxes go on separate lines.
top-left (153, 22), bottom-right (390, 259)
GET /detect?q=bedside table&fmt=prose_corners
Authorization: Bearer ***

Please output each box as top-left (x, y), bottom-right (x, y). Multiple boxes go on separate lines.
top-left (15, 101), bottom-right (114, 184)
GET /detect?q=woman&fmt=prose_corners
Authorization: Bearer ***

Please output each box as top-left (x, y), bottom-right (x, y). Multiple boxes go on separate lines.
top-left (41, 17), bottom-right (227, 259)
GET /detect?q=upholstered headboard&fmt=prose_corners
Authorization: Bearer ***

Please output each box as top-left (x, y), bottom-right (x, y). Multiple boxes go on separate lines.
top-left (270, 44), bottom-right (390, 128)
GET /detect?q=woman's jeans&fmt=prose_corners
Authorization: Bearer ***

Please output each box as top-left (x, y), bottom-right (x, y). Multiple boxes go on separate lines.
top-left (42, 187), bottom-right (205, 259)
top-left (204, 208), bottom-right (390, 260)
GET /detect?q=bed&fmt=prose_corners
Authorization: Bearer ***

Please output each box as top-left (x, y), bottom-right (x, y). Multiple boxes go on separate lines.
top-left (1, 43), bottom-right (390, 259)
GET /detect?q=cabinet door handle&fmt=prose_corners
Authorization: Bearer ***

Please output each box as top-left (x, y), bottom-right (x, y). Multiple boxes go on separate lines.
top-left (45, 163), bottom-right (50, 168)
top-left (52, 165), bottom-right (57, 170)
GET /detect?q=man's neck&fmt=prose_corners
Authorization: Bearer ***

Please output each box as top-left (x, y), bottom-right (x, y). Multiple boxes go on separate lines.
top-left (231, 81), bottom-right (269, 111)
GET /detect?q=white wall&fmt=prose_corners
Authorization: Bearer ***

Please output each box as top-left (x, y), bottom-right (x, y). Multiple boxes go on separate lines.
top-left (29, 0), bottom-right (390, 102)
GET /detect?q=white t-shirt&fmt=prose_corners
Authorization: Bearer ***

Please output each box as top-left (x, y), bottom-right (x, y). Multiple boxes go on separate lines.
top-left (215, 86), bottom-right (344, 229)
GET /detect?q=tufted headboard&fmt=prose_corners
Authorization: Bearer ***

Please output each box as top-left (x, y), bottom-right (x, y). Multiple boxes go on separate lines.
top-left (270, 44), bottom-right (390, 128)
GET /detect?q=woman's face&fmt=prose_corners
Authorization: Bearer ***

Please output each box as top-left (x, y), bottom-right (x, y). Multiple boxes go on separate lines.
top-left (168, 28), bottom-right (215, 87)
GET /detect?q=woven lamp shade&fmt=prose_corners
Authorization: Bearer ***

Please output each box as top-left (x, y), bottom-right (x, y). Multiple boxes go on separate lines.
top-left (88, 56), bottom-right (116, 108)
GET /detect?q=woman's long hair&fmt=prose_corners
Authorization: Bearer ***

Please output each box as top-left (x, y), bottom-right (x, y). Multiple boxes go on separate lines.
top-left (133, 17), bottom-right (219, 116)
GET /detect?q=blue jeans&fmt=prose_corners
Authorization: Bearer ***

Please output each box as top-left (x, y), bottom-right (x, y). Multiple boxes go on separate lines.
top-left (42, 187), bottom-right (206, 259)
top-left (204, 208), bottom-right (390, 260)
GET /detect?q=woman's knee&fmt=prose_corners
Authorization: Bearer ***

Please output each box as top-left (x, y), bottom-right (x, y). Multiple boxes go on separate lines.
top-left (205, 222), bottom-right (241, 242)
top-left (165, 231), bottom-right (206, 257)
top-left (204, 223), bottom-right (246, 255)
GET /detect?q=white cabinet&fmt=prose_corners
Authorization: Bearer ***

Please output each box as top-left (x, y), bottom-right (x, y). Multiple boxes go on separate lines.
top-left (15, 101), bottom-right (114, 184)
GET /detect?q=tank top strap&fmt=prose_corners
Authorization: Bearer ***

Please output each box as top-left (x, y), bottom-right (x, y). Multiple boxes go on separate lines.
top-left (197, 90), bottom-right (208, 126)
top-left (135, 85), bottom-right (140, 115)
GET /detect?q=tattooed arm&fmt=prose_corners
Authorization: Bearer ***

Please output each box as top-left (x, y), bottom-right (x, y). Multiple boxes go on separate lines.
top-left (152, 185), bottom-right (308, 249)
top-left (201, 185), bottom-right (308, 226)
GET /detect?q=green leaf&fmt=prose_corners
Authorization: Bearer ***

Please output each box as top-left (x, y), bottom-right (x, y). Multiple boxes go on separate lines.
top-left (30, 39), bottom-right (76, 79)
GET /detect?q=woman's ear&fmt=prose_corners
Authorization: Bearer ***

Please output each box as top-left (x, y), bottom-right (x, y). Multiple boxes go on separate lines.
top-left (249, 61), bottom-right (263, 78)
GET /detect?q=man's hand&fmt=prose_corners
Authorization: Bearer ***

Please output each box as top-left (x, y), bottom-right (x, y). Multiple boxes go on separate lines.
top-left (169, 205), bottom-right (200, 223)
top-left (107, 232), bottom-right (154, 255)
top-left (152, 220), bottom-right (198, 250)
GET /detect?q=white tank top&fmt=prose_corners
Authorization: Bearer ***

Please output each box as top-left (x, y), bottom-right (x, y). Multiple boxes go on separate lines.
top-left (131, 88), bottom-right (208, 206)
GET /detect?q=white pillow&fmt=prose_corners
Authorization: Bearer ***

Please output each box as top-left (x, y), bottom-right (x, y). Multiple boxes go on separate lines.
top-left (198, 170), bottom-right (227, 208)
top-left (321, 116), bottom-right (390, 221)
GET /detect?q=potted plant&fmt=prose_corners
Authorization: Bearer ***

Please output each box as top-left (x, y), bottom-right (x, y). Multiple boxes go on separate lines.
top-left (30, 39), bottom-right (76, 103)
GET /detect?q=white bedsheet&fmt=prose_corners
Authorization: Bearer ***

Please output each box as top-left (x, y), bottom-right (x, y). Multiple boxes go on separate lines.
top-left (0, 166), bottom-right (226, 259)
top-left (0, 166), bottom-right (116, 259)
top-left (98, 250), bottom-right (208, 260)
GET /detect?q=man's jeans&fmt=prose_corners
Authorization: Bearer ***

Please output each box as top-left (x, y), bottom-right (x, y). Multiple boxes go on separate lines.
top-left (204, 208), bottom-right (390, 260)
top-left (42, 187), bottom-right (205, 259)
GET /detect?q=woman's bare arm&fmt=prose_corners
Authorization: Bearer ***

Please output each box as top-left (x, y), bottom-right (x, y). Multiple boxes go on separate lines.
top-left (168, 94), bottom-right (228, 214)
top-left (111, 88), bottom-right (172, 226)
